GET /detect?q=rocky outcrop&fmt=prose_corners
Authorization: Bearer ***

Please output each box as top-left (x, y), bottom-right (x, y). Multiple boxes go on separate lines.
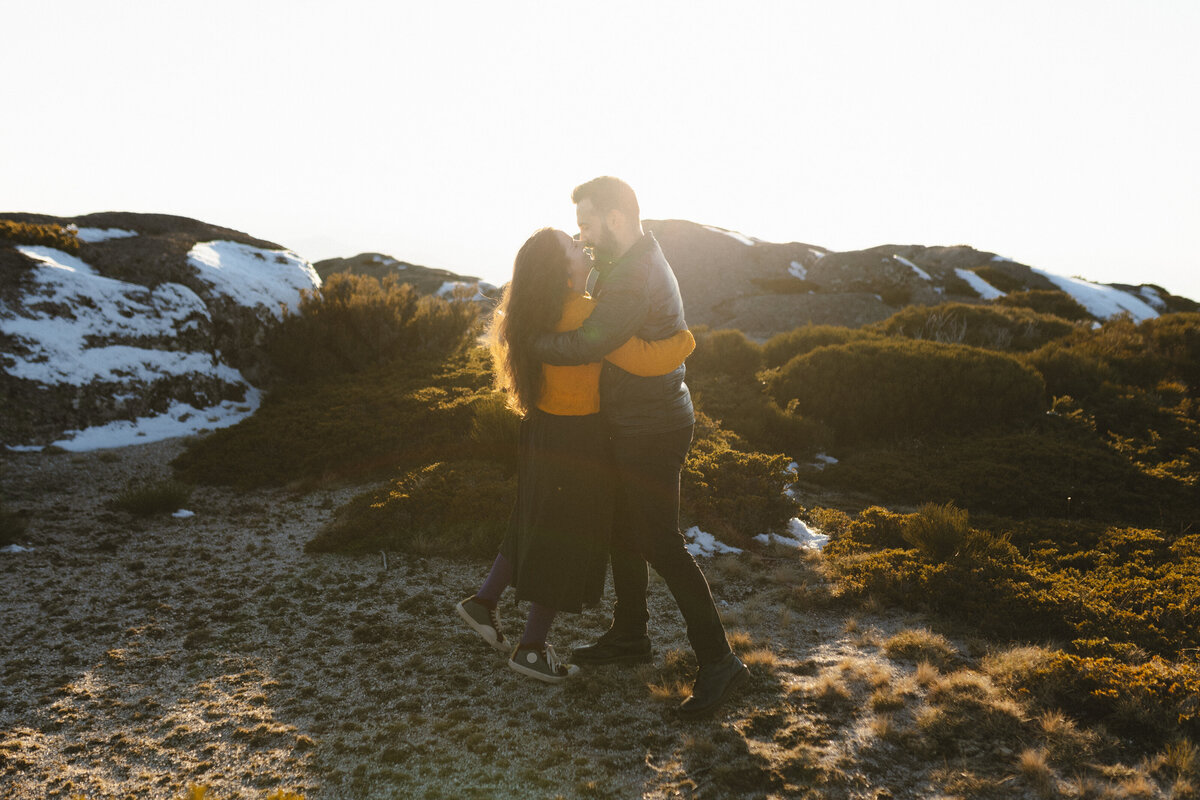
top-left (647, 220), bottom-right (1198, 339)
top-left (1, 213), bottom-right (319, 449)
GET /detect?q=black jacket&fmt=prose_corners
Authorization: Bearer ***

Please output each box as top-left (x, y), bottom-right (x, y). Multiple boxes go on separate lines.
top-left (531, 232), bottom-right (695, 436)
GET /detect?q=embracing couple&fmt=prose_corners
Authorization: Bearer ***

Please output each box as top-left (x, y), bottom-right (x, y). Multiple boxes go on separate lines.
top-left (456, 177), bottom-right (748, 718)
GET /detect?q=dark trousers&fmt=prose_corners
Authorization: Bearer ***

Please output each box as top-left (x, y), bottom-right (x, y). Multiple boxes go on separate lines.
top-left (608, 424), bottom-right (731, 666)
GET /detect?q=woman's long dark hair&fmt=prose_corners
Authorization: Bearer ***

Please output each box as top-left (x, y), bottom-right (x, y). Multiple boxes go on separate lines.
top-left (490, 228), bottom-right (571, 415)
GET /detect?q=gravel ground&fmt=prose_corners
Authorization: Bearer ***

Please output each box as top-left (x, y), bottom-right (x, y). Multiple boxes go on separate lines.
top-left (1, 439), bottom-right (1013, 800)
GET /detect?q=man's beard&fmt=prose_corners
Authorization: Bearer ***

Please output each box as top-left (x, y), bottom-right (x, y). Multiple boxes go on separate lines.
top-left (589, 224), bottom-right (622, 262)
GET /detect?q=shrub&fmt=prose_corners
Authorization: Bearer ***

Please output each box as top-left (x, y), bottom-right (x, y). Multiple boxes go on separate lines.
top-left (883, 628), bottom-right (961, 669)
top-left (687, 369), bottom-right (830, 461)
top-left (174, 347), bottom-right (494, 489)
top-left (0, 219), bottom-right (80, 252)
top-left (767, 339), bottom-right (1046, 442)
top-left (306, 460), bottom-right (516, 558)
top-left (761, 325), bottom-right (878, 369)
top-left (807, 419), bottom-right (1196, 524)
top-left (873, 302), bottom-right (1076, 352)
top-left (902, 502), bottom-right (972, 562)
top-left (996, 290), bottom-right (1095, 323)
top-left (989, 650), bottom-right (1200, 741)
top-left (688, 328), bottom-right (762, 380)
top-left (681, 441), bottom-right (796, 549)
top-left (468, 391), bottom-right (520, 467)
top-left (1024, 343), bottom-right (1115, 401)
top-left (109, 479), bottom-right (192, 516)
top-left (265, 273), bottom-right (477, 384)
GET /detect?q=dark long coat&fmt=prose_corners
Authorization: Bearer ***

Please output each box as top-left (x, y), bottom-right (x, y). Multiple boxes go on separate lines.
top-left (500, 409), bottom-right (613, 613)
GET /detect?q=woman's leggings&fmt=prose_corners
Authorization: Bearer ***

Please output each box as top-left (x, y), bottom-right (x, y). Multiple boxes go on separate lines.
top-left (475, 552), bottom-right (557, 648)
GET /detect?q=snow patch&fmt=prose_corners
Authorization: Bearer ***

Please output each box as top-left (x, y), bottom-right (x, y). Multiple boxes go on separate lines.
top-left (955, 268), bottom-right (1006, 300)
top-left (1033, 269), bottom-right (1158, 322)
top-left (754, 518), bottom-right (829, 551)
top-left (809, 248), bottom-right (826, 260)
top-left (789, 260), bottom-right (808, 280)
top-left (3, 247), bottom-right (221, 386)
top-left (75, 227), bottom-right (138, 243)
top-left (812, 452), bottom-right (838, 470)
top-left (44, 390), bottom-right (261, 451)
top-left (1, 544), bottom-right (33, 554)
top-left (172, 509), bottom-right (196, 519)
top-left (684, 526), bottom-right (743, 557)
top-left (703, 226), bottom-right (757, 246)
top-left (894, 255), bottom-right (931, 281)
top-left (1138, 285), bottom-right (1166, 310)
top-left (188, 241), bottom-right (320, 318)
top-left (990, 254), bottom-right (1013, 263)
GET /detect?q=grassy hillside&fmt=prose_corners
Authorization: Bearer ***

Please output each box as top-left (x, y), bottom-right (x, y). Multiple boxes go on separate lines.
top-left (170, 279), bottom-right (1200, 791)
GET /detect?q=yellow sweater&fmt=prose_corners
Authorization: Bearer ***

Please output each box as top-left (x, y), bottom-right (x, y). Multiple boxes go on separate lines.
top-left (537, 293), bottom-right (695, 416)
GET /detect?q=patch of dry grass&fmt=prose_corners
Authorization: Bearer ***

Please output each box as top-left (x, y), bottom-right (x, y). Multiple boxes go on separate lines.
top-left (883, 627), bottom-right (961, 669)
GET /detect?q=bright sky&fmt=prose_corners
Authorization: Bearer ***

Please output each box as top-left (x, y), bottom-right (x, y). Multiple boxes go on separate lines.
top-left (3, 1), bottom-right (1198, 301)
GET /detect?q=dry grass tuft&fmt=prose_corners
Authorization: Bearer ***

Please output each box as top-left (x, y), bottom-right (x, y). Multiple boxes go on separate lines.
top-left (1163, 740), bottom-right (1200, 779)
top-left (883, 627), bottom-right (960, 669)
top-left (914, 660), bottom-right (940, 688)
top-left (1170, 777), bottom-right (1199, 799)
top-left (869, 685), bottom-right (909, 713)
top-left (1018, 748), bottom-right (1057, 797)
top-left (726, 630), bottom-right (754, 653)
top-left (1118, 773), bottom-right (1159, 798)
top-left (980, 644), bottom-right (1058, 686)
top-left (740, 647), bottom-right (780, 672)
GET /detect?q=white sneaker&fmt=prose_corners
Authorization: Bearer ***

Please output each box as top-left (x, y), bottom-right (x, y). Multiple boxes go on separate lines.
top-left (508, 643), bottom-right (579, 684)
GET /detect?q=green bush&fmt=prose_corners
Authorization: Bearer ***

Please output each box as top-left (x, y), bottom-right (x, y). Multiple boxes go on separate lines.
top-left (806, 420), bottom-right (1194, 523)
top-left (761, 325), bottom-right (878, 369)
top-left (468, 391), bottom-right (521, 467)
top-left (767, 339), bottom-right (1046, 442)
top-left (991, 651), bottom-right (1200, 740)
top-left (108, 479), bottom-right (193, 516)
top-left (688, 328), bottom-right (762, 380)
top-left (1023, 343), bottom-right (1115, 402)
top-left (1031, 314), bottom-right (1200, 397)
top-left (306, 460), bottom-right (515, 558)
top-left (995, 290), bottom-right (1095, 323)
top-left (682, 436), bottom-right (796, 550)
top-left (174, 348), bottom-right (495, 489)
top-left (0, 219), bottom-right (80, 252)
top-left (873, 302), bottom-right (1076, 352)
top-left (902, 502), bottom-right (977, 562)
top-left (265, 273), bottom-right (477, 384)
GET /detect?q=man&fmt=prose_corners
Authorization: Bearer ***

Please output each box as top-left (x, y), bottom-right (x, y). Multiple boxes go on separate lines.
top-left (531, 176), bottom-right (748, 718)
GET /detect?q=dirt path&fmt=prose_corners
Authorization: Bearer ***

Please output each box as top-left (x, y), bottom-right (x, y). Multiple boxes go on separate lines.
top-left (2, 441), bottom-right (1013, 799)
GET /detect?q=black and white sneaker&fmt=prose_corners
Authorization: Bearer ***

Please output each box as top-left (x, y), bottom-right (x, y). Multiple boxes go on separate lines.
top-left (508, 643), bottom-right (579, 684)
top-left (455, 596), bottom-right (509, 653)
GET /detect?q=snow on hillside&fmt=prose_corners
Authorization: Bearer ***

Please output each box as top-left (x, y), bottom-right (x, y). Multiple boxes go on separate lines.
top-left (188, 241), bottom-right (320, 318)
top-left (74, 227), bottom-right (138, 243)
top-left (955, 268), bottom-right (1006, 300)
top-left (894, 255), bottom-right (931, 281)
top-left (1033, 268), bottom-right (1159, 322)
top-left (3, 242), bottom-right (320, 451)
top-left (3, 247), bottom-right (217, 386)
top-left (8, 392), bottom-right (262, 453)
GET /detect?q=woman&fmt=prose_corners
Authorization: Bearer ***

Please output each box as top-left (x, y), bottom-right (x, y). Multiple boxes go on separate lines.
top-left (456, 228), bottom-right (694, 683)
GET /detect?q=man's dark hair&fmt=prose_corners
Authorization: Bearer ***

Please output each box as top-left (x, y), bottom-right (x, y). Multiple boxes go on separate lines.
top-left (571, 176), bottom-right (640, 222)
